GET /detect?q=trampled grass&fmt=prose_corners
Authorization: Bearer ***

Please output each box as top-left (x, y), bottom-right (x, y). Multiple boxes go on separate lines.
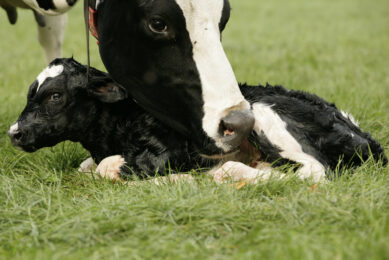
top-left (0, 0), bottom-right (388, 259)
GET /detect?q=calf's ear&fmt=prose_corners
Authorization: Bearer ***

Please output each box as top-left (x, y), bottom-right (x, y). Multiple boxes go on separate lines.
top-left (87, 78), bottom-right (128, 103)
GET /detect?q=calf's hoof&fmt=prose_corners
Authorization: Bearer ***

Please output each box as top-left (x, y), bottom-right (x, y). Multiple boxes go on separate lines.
top-left (78, 157), bottom-right (95, 173)
top-left (95, 155), bottom-right (126, 181)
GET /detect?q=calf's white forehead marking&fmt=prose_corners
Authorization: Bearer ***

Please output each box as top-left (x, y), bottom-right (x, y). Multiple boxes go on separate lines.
top-left (252, 103), bottom-right (326, 183)
top-left (174, 0), bottom-right (249, 150)
top-left (341, 110), bottom-right (360, 127)
top-left (9, 123), bottom-right (19, 134)
top-left (36, 64), bottom-right (64, 93)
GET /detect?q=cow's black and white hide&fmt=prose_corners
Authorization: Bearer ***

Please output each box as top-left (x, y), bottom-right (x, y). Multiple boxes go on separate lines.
top-left (242, 84), bottom-right (387, 182)
top-left (0, 0), bottom-right (78, 63)
top-left (8, 58), bottom-right (387, 183)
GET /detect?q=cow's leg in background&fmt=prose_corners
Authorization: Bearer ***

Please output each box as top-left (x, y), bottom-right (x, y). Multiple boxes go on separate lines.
top-left (37, 13), bottom-right (67, 63)
top-left (1, 5), bottom-right (17, 24)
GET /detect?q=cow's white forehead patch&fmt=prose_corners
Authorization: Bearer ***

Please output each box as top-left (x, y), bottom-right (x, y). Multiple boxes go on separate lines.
top-left (36, 64), bottom-right (64, 93)
top-left (175, 0), bottom-right (249, 151)
top-left (174, 0), bottom-right (225, 26)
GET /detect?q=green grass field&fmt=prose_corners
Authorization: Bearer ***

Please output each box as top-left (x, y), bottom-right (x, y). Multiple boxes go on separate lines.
top-left (0, 0), bottom-right (388, 259)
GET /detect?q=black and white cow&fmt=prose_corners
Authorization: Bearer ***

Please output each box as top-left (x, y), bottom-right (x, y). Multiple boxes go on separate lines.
top-left (8, 58), bottom-right (387, 183)
top-left (0, 0), bottom-right (78, 63)
top-left (94, 0), bottom-right (256, 158)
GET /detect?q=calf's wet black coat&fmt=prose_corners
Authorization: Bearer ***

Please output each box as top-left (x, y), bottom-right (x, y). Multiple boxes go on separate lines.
top-left (9, 58), bottom-right (387, 179)
top-left (11, 59), bottom-right (211, 177)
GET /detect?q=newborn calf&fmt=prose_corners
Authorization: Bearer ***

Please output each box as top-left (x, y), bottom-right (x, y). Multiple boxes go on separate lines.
top-left (8, 58), bottom-right (387, 183)
top-left (8, 58), bottom-right (206, 179)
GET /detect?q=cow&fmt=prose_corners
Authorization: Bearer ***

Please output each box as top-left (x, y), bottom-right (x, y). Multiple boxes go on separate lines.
top-left (8, 58), bottom-right (387, 183)
top-left (0, 0), bottom-right (78, 63)
top-left (93, 0), bottom-right (256, 159)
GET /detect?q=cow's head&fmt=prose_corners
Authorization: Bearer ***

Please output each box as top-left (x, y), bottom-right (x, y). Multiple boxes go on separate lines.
top-left (97, 0), bottom-right (254, 157)
top-left (8, 58), bottom-right (127, 152)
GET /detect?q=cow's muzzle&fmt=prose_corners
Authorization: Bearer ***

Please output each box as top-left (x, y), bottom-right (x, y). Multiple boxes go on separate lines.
top-left (219, 109), bottom-right (255, 151)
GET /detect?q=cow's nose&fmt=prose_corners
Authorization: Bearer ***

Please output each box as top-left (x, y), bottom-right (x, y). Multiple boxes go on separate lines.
top-left (219, 110), bottom-right (255, 150)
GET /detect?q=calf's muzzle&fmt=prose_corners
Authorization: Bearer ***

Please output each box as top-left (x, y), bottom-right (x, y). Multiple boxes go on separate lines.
top-left (8, 124), bottom-right (23, 147)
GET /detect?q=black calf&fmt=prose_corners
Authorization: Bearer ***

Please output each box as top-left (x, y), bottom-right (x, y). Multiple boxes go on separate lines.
top-left (8, 58), bottom-right (211, 178)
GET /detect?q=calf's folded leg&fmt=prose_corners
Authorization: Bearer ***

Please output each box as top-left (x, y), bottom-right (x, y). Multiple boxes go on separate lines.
top-left (209, 161), bottom-right (285, 184)
top-left (93, 155), bottom-right (194, 185)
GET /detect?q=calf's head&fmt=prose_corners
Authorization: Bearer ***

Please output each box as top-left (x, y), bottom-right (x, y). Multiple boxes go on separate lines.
top-left (97, 0), bottom-right (254, 157)
top-left (8, 58), bottom-right (127, 152)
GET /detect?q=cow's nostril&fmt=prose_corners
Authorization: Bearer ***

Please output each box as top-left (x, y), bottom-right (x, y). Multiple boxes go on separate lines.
top-left (14, 132), bottom-right (22, 141)
top-left (220, 111), bottom-right (254, 135)
top-left (220, 122), bottom-right (236, 137)
top-left (219, 110), bottom-right (255, 149)
top-left (223, 128), bottom-right (235, 137)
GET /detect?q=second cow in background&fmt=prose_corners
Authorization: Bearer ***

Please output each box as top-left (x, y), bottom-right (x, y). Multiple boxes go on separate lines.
top-left (0, 0), bottom-right (78, 63)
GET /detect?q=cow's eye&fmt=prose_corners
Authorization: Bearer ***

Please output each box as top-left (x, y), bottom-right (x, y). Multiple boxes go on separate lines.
top-left (149, 18), bottom-right (168, 33)
top-left (49, 93), bottom-right (62, 102)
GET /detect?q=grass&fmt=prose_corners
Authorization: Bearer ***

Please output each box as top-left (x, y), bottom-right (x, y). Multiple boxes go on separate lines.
top-left (0, 0), bottom-right (388, 259)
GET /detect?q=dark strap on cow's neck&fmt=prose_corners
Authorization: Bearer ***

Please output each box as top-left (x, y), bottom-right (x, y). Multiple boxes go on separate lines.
top-left (84, 0), bottom-right (90, 81)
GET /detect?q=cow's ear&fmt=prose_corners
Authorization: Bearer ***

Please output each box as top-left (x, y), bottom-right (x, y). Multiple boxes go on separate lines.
top-left (87, 78), bottom-right (127, 103)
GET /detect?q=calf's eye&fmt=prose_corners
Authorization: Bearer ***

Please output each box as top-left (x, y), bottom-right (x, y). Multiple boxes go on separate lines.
top-left (149, 18), bottom-right (168, 33)
top-left (49, 93), bottom-right (62, 102)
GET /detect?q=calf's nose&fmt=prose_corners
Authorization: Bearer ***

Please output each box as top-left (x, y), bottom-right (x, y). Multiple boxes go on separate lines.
top-left (219, 110), bottom-right (255, 149)
top-left (8, 123), bottom-right (23, 144)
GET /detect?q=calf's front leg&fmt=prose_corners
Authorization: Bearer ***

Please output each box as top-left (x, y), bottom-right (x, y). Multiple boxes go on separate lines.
top-left (93, 155), bottom-right (194, 185)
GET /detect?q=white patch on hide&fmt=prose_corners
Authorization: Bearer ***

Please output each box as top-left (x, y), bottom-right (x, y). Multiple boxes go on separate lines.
top-left (36, 64), bottom-right (64, 92)
top-left (25, 0), bottom-right (73, 15)
top-left (174, 0), bottom-right (249, 151)
top-left (252, 103), bottom-right (326, 183)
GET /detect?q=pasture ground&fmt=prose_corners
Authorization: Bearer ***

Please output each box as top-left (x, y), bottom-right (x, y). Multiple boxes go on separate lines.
top-left (0, 0), bottom-right (388, 259)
